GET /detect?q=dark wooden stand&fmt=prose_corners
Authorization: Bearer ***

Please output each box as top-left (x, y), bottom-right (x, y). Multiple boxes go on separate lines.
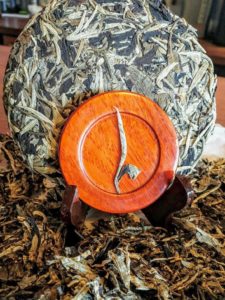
top-left (61, 176), bottom-right (194, 231)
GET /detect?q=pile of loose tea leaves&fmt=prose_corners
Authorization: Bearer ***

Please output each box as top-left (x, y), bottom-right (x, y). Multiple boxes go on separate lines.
top-left (4, 0), bottom-right (216, 177)
top-left (1, 134), bottom-right (225, 299)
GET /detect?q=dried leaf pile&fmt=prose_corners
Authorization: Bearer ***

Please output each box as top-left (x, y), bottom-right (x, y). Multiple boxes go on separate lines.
top-left (4, 0), bottom-right (216, 177)
top-left (1, 134), bottom-right (225, 299)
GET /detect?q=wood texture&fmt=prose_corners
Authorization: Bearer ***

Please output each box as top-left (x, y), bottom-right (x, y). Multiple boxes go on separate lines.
top-left (0, 16), bottom-right (28, 37)
top-left (142, 175), bottom-right (194, 227)
top-left (216, 76), bottom-right (225, 126)
top-left (59, 91), bottom-right (179, 213)
top-left (61, 185), bottom-right (88, 229)
top-left (0, 46), bottom-right (10, 134)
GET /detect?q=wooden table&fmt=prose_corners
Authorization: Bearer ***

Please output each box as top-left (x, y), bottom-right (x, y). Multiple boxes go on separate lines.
top-left (0, 46), bottom-right (225, 134)
top-left (0, 46), bottom-right (10, 134)
top-left (200, 39), bottom-right (225, 66)
top-left (0, 16), bottom-right (28, 45)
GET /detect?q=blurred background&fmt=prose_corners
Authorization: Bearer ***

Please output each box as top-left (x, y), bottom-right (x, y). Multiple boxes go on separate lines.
top-left (0, 0), bottom-right (47, 16)
top-left (165, 0), bottom-right (225, 43)
top-left (164, 0), bottom-right (225, 76)
top-left (163, 0), bottom-right (225, 77)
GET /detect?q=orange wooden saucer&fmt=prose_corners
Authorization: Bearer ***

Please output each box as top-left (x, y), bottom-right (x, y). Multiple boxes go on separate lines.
top-left (59, 91), bottom-right (179, 214)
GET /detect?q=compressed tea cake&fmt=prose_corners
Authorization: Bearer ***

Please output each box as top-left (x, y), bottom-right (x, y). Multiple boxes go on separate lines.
top-left (3, 0), bottom-right (216, 176)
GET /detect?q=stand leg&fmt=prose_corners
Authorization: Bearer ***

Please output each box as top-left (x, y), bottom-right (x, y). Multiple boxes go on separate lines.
top-left (142, 175), bottom-right (195, 228)
top-left (61, 185), bottom-right (89, 230)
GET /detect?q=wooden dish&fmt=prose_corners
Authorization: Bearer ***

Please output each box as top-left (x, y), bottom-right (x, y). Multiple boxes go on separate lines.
top-left (59, 91), bottom-right (179, 214)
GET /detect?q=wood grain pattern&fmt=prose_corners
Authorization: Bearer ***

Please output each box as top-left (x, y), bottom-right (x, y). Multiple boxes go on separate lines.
top-left (82, 112), bottom-right (160, 194)
top-left (59, 91), bottom-right (179, 214)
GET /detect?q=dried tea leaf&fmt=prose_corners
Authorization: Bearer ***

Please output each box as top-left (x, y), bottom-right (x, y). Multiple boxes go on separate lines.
top-left (108, 248), bottom-right (131, 290)
top-left (4, 0), bottom-right (216, 177)
top-left (196, 227), bottom-right (225, 256)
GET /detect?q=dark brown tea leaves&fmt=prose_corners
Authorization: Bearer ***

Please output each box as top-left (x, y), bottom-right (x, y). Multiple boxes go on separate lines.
top-left (0, 135), bottom-right (225, 299)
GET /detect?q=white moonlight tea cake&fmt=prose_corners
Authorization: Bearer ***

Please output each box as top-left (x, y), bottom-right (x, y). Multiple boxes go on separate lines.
top-left (4, 0), bottom-right (216, 176)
